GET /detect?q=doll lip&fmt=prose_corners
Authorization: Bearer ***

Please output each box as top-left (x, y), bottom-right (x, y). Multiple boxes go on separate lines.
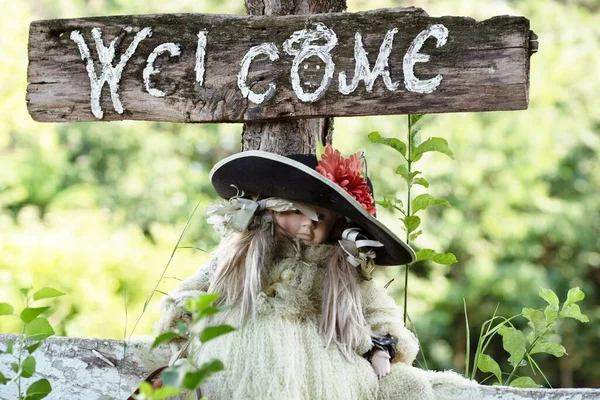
top-left (296, 233), bottom-right (314, 242)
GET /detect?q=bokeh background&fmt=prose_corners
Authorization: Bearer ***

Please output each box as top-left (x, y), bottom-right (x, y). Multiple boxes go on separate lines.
top-left (1, 0), bottom-right (599, 389)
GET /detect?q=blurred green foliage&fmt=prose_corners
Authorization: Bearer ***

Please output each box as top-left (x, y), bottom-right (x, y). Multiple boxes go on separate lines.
top-left (0, 0), bottom-right (598, 389)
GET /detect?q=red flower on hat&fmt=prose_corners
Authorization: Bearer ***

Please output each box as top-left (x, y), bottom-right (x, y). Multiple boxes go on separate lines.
top-left (316, 145), bottom-right (376, 216)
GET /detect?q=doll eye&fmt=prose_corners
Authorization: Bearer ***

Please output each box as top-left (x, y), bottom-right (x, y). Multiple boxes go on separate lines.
top-left (294, 209), bottom-right (303, 215)
top-left (317, 213), bottom-right (326, 221)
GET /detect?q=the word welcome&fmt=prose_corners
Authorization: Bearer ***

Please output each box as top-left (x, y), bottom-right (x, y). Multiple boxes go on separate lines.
top-left (70, 23), bottom-right (448, 119)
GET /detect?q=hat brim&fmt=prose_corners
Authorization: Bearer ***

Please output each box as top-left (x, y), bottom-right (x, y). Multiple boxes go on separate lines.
top-left (209, 151), bottom-right (415, 266)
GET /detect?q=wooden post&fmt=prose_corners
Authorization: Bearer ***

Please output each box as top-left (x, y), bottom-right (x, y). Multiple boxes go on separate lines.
top-left (241, 0), bottom-right (346, 154)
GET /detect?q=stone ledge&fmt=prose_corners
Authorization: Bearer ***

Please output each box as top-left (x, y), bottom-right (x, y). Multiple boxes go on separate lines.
top-left (1, 334), bottom-right (598, 399)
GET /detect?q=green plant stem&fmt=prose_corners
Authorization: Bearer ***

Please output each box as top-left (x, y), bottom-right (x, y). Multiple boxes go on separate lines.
top-left (406, 313), bottom-right (428, 370)
top-left (17, 297), bottom-right (30, 400)
top-left (463, 299), bottom-right (470, 378)
top-left (18, 327), bottom-right (24, 399)
top-left (403, 266), bottom-right (409, 324)
top-left (130, 201), bottom-right (202, 341)
top-left (527, 354), bottom-right (552, 387)
top-left (504, 321), bottom-right (554, 385)
top-left (470, 320), bottom-right (489, 381)
top-left (403, 115), bottom-right (414, 324)
top-left (472, 314), bottom-right (521, 382)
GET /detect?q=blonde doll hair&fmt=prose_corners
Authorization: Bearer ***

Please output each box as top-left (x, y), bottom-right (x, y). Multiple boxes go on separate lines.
top-left (321, 245), bottom-right (368, 359)
top-left (208, 208), bottom-right (368, 358)
top-left (208, 211), bottom-right (276, 320)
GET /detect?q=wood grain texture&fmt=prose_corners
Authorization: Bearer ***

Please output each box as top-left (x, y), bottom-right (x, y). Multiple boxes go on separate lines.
top-left (240, 0), bottom-right (344, 153)
top-left (27, 8), bottom-right (533, 123)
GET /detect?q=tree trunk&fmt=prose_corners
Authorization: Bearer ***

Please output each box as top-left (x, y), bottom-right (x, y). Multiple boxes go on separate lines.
top-left (241, 0), bottom-right (346, 154)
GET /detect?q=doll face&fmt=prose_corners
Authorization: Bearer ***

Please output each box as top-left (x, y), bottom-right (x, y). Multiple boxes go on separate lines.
top-left (274, 203), bottom-right (339, 245)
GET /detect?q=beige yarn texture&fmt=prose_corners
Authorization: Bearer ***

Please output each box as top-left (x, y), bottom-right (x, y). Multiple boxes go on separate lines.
top-left (157, 241), bottom-right (479, 400)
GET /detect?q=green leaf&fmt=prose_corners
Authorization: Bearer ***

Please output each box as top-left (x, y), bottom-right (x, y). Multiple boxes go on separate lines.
top-left (151, 332), bottom-right (185, 349)
top-left (564, 287), bottom-right (585, 308)
top-left (5, 339), bottom-right (14, 354)
top-left (20, 288), bottom-right (31, 297)
top-left (160, 369), bottom-right (184, 389)
top-left (415, 249), bottom-right (457, 265)
top-left (200, 324), bottom-right (235, 343)
top-left (526, 331), bottom-right (535, 347)
top-left (530, 342), bottom-right (566, 357)
top-left (560, 304), bottom-right (589, 323)
top-left (176, 321), bottom-right (190, 336)
top-left (182, 359), bottom-right (224, 390)
top-left (403, 215), bottom-right (421, 235)
top-left (32, 287), bottom-right (65, 301)
top-left (509, 376), bottom-right (541, 388)
top-left (544, 304), bottom-right (560, 325)
top-left (193, 293), bottom-right (222, 314)
top-left (409, 114), bottom-right (424, 127)
top-left (0, 370), bottom-right (8, 385)
top-left (411, 194), bottom-right (450, 214)
top-left (368, 132), bottom-right (407, 158)
top-left (498, 326), bottom-right (527, 367)
top-left (476, 353), bottom-right (502, 385)
top-left (199, 305), bottom-right (227, 320)
top-left (0, 302), bottom-right (14, 316)
top-left (11, 362), bottom-right (19, 373)
top-left (539, 288), bottom-right (559, 307)
top-left (521, 308), bottom-right (546, 339)
top-left (160, 359), bottom-right (191, 388)
top-left (380, 195), bottom-right (403, 211)
top-left (137, 381), bottom-right (153, 396)
top-left (21, 307), bottom-right (50, 324)
top-left (152, 386), bottom-right (183, 399)
top-left (411, 131), bottom-right (422, 149)
top-left (25, 378), bottom-right (52, 400)
top-left (22, 356), bottom-right (36, 378)
top-left (388, 197), bottom-right (404, 210)
top-left (375, 200), bottom-right (393, 210)
top-left (395, 165), bottom-right (420, 184)
top-left (184, 298), bottom-right (195, 313)
top-left (412, 137), bottom-right (454, 161)
top-left (24, 317), bottom-right (55, 341)
top-left (413, 177), bottom-right (429, 188)
top-left (26, 342), bottom-right (42, 355)
top-left (409, 230), bottom-right (423, 242)
top-left (530, 325), bottom-right (556, 343)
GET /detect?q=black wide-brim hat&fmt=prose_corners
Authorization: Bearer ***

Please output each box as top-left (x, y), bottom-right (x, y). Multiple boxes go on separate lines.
top-left (209, 151), bottom-right (415, 266)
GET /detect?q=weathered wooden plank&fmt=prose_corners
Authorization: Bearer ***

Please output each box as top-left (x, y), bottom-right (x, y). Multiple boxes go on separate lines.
top-left (0, 333), bottom-right (171, 400)
top-left (27, 8), bottom-right (534, 123)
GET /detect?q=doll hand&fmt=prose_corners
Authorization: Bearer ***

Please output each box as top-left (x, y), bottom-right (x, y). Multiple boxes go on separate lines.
top-left (370, 348), bottom-right (391, 379)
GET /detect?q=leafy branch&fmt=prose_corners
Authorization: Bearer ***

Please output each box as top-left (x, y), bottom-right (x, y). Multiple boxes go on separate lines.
top-left (465, 287), bottom-right (589, 388)
top-left (134, 293), bottom-right (234, 400)
top-left (368, 114), bottom-right (457, 322)
top-left (1, 286), bottom-right (65, 400)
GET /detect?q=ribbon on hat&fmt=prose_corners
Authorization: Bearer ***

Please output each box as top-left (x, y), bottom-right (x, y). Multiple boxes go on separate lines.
top-left (206, 196), bottom-right (318, 235)
top-left (338, 227), bottom-right (383, 280)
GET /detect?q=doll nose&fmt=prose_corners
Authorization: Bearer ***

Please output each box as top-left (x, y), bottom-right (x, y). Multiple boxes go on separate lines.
top-left (301, 215), bottom-right (316, 228)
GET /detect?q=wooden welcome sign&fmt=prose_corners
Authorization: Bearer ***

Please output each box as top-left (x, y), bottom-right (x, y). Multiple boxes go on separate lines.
top-left (27, 8), bottom-right (537, 123)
